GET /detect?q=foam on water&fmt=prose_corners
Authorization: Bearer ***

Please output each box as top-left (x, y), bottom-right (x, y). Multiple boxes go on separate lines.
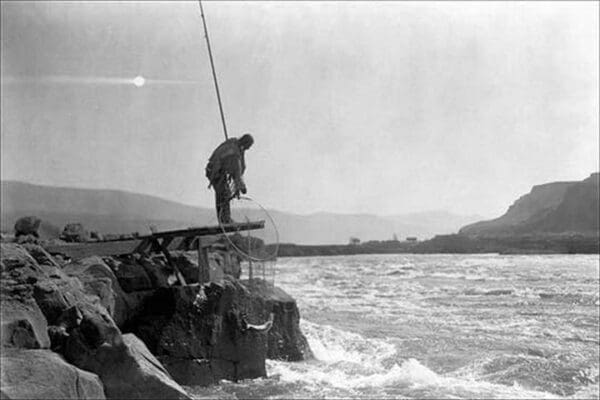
top-left (265, 320), bottom-right (564, 399)
top-left (190, 254), bottom-right (599, 399)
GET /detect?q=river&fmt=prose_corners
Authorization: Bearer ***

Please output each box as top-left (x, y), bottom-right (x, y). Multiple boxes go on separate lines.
top-left (189, 254), bottom-right (599, 399)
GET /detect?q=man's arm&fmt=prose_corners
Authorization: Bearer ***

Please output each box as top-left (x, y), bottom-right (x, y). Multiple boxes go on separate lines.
top-left (231, 157), bottom-right (246, 196)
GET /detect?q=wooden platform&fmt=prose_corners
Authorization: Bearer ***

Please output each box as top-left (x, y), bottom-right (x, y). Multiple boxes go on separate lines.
top-left (45, 221), bottom-right (265, 259)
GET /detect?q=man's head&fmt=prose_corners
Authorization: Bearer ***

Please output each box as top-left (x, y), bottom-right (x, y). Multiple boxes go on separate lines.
top-left (239, 133), bottom-right (254, 150)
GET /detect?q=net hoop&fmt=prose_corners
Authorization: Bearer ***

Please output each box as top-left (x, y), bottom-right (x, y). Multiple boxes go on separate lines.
top-left (218, 195), bottom-right (280, 262)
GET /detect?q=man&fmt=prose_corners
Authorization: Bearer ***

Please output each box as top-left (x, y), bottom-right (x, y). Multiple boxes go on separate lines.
top-left (205, 134), bottom-right (254, 224)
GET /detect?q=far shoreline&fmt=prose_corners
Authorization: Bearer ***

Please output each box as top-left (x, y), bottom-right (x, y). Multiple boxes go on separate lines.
top-left (272, 233), bottom-right (600, 257)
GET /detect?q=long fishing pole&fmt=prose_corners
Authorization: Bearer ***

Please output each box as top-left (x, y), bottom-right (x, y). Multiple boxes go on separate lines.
top-left (198, 0), bottom-right (228, 140)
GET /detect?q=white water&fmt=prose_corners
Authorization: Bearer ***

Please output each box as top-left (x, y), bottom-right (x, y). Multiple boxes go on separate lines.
top-left (189, 254), bottom-right (599, 399)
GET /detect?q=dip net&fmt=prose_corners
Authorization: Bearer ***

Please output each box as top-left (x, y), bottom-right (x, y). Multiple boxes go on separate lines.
top-left (217, 195), bottom-right (279, 285)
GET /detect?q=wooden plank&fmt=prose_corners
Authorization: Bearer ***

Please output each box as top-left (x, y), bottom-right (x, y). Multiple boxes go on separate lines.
top-left (197, 238), bottom-right (210, 284)
top-left (141, 221), bottom-right (265, 240)
top-left (45, 221), bottom-right (265, 260)
top-left (46, 239), bottom-right (142, 259)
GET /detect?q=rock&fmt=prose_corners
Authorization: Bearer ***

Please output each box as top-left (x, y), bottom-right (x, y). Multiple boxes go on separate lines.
top-left (207, 244), bottom-right (242, 279)
top-left (129, 279), bottom-right (271, 386)
top-left (242, 279), bottom-right (313, 361)
top-left (22, 243), bottom-right (61, 269)
top-left (104, 256), bottom-right (153, 292)
top-left (63, 257), bottom-right (124, 324)
top-left (137, 254), bottom-right (173, 289)
top-left (90, 231), bottom-right (104, 241)
top-left (0, 243), bottom-right (187, 399)
top-left (0, 348), bottom-right (106, 399)
top-left (1, 242), bottom-right (46, 282)
top-left (87, 334), bottom-right (190, 400)
top-left (14, 216), bottom-right (41, 238)
top-left (16, 233), bottom-right (41, 244)
top-left (60, 223), bottom-right (90, 243)
top-left (32, 274), bottom-right (92, 324)
top-left (172, 252), bottom-right (199, 284)
top-left (63, 256), bottom-right (155, 327)
top-left (1, 297), bottom-right (50, 349)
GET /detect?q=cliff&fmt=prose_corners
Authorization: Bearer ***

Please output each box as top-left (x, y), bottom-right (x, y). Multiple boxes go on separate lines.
top-left (460, 173), bottom-right (599, 236)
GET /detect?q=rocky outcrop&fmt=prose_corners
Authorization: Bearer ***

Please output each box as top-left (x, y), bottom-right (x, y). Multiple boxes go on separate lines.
top-left (243, 279), bottom-right (312, 361)
top-left (62, 256), bottom-right (153, 327)
top-left (1, 296), bottom-right (50, 349)
top-left (1, 348), bottom-right (106, 399)
top-left (60, 223), bottom-right (91, 243)
top-left (14, 216), bottom-right (41, 238)
top-left (126, 279), bottom-right (268, 386)
top-left (1, 243), bottom-right (191, 400)
top-left (1, 240), bottom-right (312, 397)
top-left (125, 275), bottom-right (311, 386)
top-left (72, 334), bottom-right (190, 400)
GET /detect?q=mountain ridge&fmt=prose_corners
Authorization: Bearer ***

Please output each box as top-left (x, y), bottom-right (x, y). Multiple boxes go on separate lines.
top-left (1, 180), bottom-right (480, 244)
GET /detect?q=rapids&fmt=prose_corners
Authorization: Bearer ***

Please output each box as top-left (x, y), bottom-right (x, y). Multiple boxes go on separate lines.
top-left (188, 254), bottom-right (599, 399)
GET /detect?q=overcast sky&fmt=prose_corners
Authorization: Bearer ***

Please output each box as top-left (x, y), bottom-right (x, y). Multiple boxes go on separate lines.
top-left (1, 1), bottom-right (598, 217)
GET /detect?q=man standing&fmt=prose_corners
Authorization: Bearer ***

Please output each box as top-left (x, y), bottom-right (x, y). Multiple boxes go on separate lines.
top-left (205, 134), bottom-right (254, 224)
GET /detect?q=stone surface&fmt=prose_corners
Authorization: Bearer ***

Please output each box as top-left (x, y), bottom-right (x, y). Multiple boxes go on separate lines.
top-left (172, 252), bottom-right (200, 284)
top-left (14, 216), bottom-right (41, 237)
top-left (127, 277), bottom-right (307, 386)
top-left (242, 279), bottom-right (313, 361)
top-left (138, 254), bottom-right (175, 288)
top-left (87, 334), bottom-right (191, 400)
top-left (60, 222), bottom-right (90, 243)
top-left (1, 242), bottom-right (44, 279)
top-left (104, 256), bottom-right (153, 292)
top-left (1, 297), bottom-right (50, 349)
top-left (63, 256), bottom-right (125, 325)
top-left (0, 243), bottom-right (190, 399)
top-left (0, 348), bottom-right (106, 399)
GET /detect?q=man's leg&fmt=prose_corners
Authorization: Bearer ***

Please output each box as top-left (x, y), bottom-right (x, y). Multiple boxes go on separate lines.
top-left (214, 178), bottom-right (232, 224)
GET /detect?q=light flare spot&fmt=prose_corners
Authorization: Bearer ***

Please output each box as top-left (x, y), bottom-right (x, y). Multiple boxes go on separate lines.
top-left (132, 76), bottom-right (146, 87)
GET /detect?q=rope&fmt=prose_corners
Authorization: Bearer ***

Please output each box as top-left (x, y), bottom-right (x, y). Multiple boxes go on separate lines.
top-left (198, 0), bottom-right (228, 140)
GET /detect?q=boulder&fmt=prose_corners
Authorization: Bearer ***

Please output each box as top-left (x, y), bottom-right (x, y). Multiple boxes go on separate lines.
top-left (62, 256), bottom-right (128, 325)
top-left (0, 243), bottom-right (188, 399)
top-left (1, 297), bottom-right (50, 349)
top-left (60, 223), bottom-right (90, 243)
top-left (208, 245), bottom-right (241, 279)
top-left (1, 242), bottom-right (45, 280)
top-left (22, 243), bottom-right (61, 269)
top-left (0, 348), bottom-right (105, 399)
top-left (84, 334), bottom-right (190, 400)
top-left (242, 279), bottom-right (313, 361)
top-left (63, 256), bottom-right (156, 328)
top-left (128, 279), bottom-right (271, 386)
top-left (104, 256), bottom-right (153, 292)
top-left (14, 216), bottom-right (41, 238)
top-left (172, 252), bottom-right (200, 284)
top-left (137, 254), bottom-right (174, 289)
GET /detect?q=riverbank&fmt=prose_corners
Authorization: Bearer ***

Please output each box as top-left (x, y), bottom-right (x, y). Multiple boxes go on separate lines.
top-left (274, 233), bottom-right (599, 257)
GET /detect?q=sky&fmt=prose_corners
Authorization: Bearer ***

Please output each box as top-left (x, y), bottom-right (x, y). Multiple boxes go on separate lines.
top-left (1, 1), bottom-right (598, 218)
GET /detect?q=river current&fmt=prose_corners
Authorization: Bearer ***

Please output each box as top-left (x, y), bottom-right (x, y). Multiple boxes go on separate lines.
top-left (188, 254), bottom-right (599, 399)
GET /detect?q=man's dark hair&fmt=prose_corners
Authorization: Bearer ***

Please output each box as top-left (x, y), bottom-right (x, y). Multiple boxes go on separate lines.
top-left (239, 133), bottom-right (254, 149)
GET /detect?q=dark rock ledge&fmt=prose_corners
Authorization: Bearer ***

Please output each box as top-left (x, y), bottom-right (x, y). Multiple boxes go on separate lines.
top-left (1, 241), bottom-right (311, 399)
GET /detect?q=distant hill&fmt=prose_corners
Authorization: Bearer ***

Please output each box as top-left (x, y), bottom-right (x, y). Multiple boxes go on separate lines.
top-left (460, 173), bottom-right (599, 236)
top-left (1, 181), bottom-right (480, 244)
